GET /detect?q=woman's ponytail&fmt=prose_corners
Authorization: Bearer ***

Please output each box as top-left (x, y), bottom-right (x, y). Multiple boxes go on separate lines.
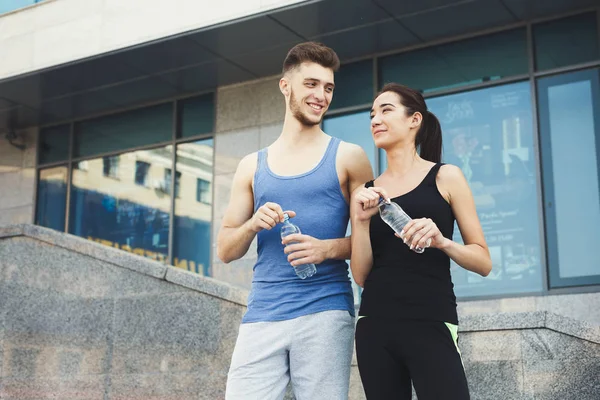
top-left (417, 110), bottom-right (442, 163)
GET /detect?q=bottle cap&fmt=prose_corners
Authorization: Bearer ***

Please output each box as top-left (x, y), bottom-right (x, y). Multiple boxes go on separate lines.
top-left (283, 213), bottom-right (289, 221)
top-left (378, 197), bottom-right (390, 205)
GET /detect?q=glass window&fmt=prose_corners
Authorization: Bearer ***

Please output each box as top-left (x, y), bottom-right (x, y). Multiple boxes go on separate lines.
top-left (36, 167), bottom-right (67, 231)
top-left (323, 111), bottom-right (377, 175)
top-left (196, 179), bottom-right (211, 204)
top-left (135, 161), bottom-right (151, 187)
top-left (102, 156), bottom-right (120, 179)
top-left (69, 147), bottom-right (173, 263)
top-left (330, 60), bottom-right (373, 111)
top-left (173, 139), bottom-right (214, 275)
top-left (537, 68), bottom-right (600, 287)
top-left (534, 13), bottom-right (599, 72)
top-left (74, 103), bottom-right (172, 158)
top-left (39, 125), bottom-right (70, 165)
top-left (164, 168), bottom-right (181, 198)
top-left (426, 81), bottom-right (543, 297)
top-left (379, 29), bottom-right (528, 93)
top-left (178, 94), bottom-right (214, 138)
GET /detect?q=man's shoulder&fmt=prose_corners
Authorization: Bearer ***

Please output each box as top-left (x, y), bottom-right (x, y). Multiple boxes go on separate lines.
top-left (336, 140), bottom-right (367, 159)
top-left (235, 152), bottom-right (259, 179)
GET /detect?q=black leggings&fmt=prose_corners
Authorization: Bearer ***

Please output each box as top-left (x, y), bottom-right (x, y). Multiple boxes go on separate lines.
top-left (355, 317), bottom-right (470, 400)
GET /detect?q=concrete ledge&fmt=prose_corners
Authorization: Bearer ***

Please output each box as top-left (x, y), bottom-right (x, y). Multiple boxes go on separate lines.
top-left (460, 311), bottom-right (600, 345)
top-left (0, 224), bottom-right (24, 238)
top-left (165, 267), bottom-right (248, 307)
top-left (19, 224), bottom-right (168, 279)
top-left (0, 223), bottom-right (247, 307)
top-left (2, 224), bottom-right (600, 345)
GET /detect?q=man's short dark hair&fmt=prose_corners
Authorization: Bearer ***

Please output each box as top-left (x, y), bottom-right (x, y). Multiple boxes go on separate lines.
top-left (282, 42), bottom-right (340, 75)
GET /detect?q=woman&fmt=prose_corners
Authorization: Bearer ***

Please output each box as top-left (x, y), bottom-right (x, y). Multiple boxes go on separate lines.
top-left (350, 83), bottom-right (492, 400)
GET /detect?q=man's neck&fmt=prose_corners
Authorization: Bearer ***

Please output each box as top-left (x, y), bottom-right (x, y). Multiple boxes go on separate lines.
top-left (275, 113), bottom-right (327, 149)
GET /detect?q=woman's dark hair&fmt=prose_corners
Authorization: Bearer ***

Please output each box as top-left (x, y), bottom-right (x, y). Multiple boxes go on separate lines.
top-left (378, 83), bottom-right (442, 163)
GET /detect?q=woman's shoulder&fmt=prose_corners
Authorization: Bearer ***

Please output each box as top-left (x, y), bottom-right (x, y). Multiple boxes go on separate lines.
top-left (436, 164), bottom-right (468, 200)
top-left (438, 163), bottom-right (464, 181)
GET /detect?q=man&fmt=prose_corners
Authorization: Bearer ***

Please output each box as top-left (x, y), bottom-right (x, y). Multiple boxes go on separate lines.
top-left (217, 42), bottom-right (373, 400)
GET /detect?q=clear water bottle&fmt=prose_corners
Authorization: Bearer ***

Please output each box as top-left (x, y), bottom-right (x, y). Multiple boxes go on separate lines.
top-left (378, 198), bottom-right (431, 254)
top-left (280, 213), bottom-right (317, 279)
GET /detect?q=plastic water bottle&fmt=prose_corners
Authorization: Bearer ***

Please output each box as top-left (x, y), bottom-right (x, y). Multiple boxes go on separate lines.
top-left (378, 198), bottom-right (431, 254)
top-left (280, 213), bottom-right (316, 279)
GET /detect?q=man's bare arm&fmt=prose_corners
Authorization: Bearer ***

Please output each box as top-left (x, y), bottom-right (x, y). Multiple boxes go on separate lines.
top-left (344, 142), bottom-right (375, 195)
top-left (216, 154), bottom-right (259, 264)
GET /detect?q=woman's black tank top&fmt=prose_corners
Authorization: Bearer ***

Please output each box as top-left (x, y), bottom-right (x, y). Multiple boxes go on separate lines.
top-left (359, 163), bottom-right (459, 324)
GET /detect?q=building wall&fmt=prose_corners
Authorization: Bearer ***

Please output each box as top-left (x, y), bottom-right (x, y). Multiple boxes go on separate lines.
top-left (0, 0), bottom-right (308, 81)
top-left (0, 128), bottom-right (37, 226)
top-left (211, 76), bottom-right (285, 287)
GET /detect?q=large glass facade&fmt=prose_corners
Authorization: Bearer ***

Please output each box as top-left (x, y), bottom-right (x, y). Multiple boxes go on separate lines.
top-left (537, 68), bottom-right (600, 288)
top-left (36, 95), bottom-right (215, 274)
top-left (323, 11), bottom-right (600, 298)
top-left (33, 10), bottom-right (600, 297)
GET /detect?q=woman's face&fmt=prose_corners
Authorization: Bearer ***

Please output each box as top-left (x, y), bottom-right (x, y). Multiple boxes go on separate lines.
top-left (370, 91), bottom-right (421, 150)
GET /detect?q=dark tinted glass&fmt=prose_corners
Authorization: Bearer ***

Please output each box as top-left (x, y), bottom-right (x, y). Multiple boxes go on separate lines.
top-left (178, 93), bottom-right (214, 138)
top-left (380, 29), bottom-right (528, 93)
top-left (74, 103), bottom-right (172, 158)
top-left (534, 13), bottom-right (599, 71)
top-left (39, 125), bottom-right (70, 164)
top-left (330, 60), bottom-right (373, 111)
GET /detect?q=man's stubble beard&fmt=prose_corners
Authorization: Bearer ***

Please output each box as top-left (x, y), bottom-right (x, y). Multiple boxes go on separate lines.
top-left (289, 89), bottom-right (324, 127)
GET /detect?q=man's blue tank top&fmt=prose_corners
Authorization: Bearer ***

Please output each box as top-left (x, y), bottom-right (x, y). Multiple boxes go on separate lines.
top-left (242, 137), bottom-right (354, 323)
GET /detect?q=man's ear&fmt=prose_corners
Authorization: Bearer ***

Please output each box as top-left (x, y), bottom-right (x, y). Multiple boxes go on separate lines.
top-left (279, 76), bottom-right (290, 96)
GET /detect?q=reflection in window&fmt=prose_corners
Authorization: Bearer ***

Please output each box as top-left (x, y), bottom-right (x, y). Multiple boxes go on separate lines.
top-left (164, 169), bottom-right (181, 198)
top-left (196, 179), bottom-right (211, 204)
top-left (537, 68), bottom-right (600, 287)
top-left (135, 161), bottom-right (151, 187)
top-left (173, 139), bottom-right (213, 275)
top-left (103, 156), bottom-right (120, 179)
top-left (427, 81), bottom-right (543, 297)
top-left (36, 167), bottom-right (68, 232)
top-left (379, 28), bottom-right (527, 93)
top-left (69, 147), bottom-right (173, 263)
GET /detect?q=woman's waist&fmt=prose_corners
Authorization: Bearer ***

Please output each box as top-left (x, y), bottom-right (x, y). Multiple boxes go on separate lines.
top-left (363, 269), bottom-right (456, 297)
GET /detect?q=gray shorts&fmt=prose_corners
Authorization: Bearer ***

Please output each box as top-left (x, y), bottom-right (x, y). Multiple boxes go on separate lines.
top-left (226, 310), bottom-right (355, 400)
